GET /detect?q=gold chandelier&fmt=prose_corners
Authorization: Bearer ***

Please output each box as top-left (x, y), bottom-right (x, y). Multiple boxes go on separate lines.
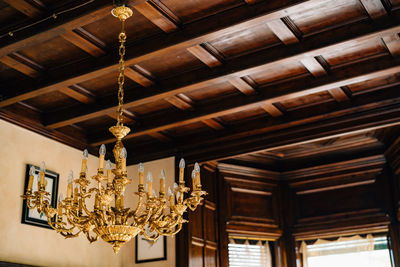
top-left (21, 3), bottom-right (206, 254)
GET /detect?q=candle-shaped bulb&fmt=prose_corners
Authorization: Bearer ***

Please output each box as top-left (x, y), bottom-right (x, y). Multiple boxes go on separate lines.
top-left (153, 189), bottom-right (156, 197)
top-left (191, 169), bottom-right (196, 179)
top-left (58, 193), bottom-right (63, 203)
top-left (194, 162), bottom-right (200, 173)
top-left (179, 158), bottom-right (185, 169)
top-left (139, 163), bottom-right (144, 173)
top-left (99, 144), bottom-right (106, 156)
top-left (68, 170), bottom-right (74, 184)
top-left (106, 160), bottom-right (112, 170)
top-left (176, 191), bottom-right (181, 202)
top-left (121, 147), bottom-right (127, 159)
top-left (40, 161), bottom-right (46, 172)
top-left (168, 186), bottom-right (173, 196)
top-left (174, 182), bottom-right (178, 189)
top-left (147, 172), bottom-right (153, 182)
top-left (29, 166), bottom-right (35, 176)
top-left (160, 169), bottom-right (166, 180)
top-left (83, 149), bottom-right (88, 159)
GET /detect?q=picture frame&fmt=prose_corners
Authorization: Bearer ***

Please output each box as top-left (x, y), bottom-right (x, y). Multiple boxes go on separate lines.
top-left (21, 164), bottom-right (59, 229)
top-left (135, 235), bottom-right (167, 263)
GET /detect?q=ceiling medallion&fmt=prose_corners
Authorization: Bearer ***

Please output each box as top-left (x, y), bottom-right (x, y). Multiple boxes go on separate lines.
top-left (21, 3), bottom-right (206, 254)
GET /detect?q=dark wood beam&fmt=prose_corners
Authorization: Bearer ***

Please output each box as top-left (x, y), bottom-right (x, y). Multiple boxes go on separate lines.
top-left (125, 67), bottom-right (154, 87)
top-left (134, 1), bottom-right (178, 33)
top-left (383, 34), bottom-right (400, 56)
top-left (166, 95), bottom-right (194, 110)
top-left (261, 103), bottom-right (284, 117)
top-left (267, 18), bottom-right (299, 45)
top-left (0, 0), bottom-right (112, 58)
top-left (58, 85), bottom-right (95, 104)
top-left (61, 31), bottom-right (105, 57)
top-left (4, 0), bottom-right (43, 18)
top-left (91, 57), bottom-right (400, 145)
top-left (202, 119), bottom-right (225, 130)
top-left (328, 88), bottom-right (350, 102)
top-left (0, 0), bottom-right (319, 105)
top-left (149, 132), bottom-right (172, 142)
top-left (0, 55), bottom-right (40, 78)
top-left (126, 92), bottom-right (400, 164)
top-left (359, 0), bottom-right (387, 19)
top-left (301, 57), bottom-right (328, 77)
top-left (229, 77), bottom-right (257, 95)
top-left (44, 23), bottom-right (400, 129)
top-left (187, 44), bottom-right (222, 68)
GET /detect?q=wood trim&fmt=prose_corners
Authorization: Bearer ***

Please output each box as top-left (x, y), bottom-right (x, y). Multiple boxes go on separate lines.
top-left (267, 18), bottom-right (299, 45)
top-left (261, 103), bottom-right (284, 117)
top-left (328, 88), bottom-right (350, 102)
top-left (0, 55), bottom-right (40, 78)
top-left (165, 95), bottom-right (193, 110)
top-left (300, 57), bottom-right (327, 77)
top-left (125, 67), bottom-right (154, 87)
top-left (202, 119), bottom-right (224, 130)
top-left (218, 163), bottom-right (280, 180)
top-left (187, 45), bottom-right (222, 68)
top-left (61, 31), bottom-right (105, 57)
top-left (382, 34), bottom-right (400, 56)
top-left (359, 0), bottom-right (387, 19)
top-left (58, 85), bottom-right (95, 104)
top-left (282, 155), bottom-right (386, 181)
top-left (296, 179), bottom-right (376, 194)
top-left (229, 77), bottom-right (256, 95)
top-left (134, 1), bottom-right (178, 33)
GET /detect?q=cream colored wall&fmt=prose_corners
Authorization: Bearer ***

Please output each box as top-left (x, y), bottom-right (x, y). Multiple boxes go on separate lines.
top-left (0, 119), bottom-right (175, 267)
top-left (119, 157), bottom-right (176, 267)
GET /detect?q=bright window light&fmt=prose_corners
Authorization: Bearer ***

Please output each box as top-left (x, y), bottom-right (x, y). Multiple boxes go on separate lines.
top-left (304, 236), bottom-right (392, 267)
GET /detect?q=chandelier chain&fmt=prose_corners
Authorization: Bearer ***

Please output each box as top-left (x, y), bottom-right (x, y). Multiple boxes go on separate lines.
top-left (117, 20), bottom-right (126, 126)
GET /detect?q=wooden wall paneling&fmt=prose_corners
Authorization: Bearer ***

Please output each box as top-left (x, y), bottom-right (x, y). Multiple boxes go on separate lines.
top-left (177, 161), bottom-right (219, 267)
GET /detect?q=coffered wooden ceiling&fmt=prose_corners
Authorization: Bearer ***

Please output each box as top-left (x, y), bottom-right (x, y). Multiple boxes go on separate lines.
top-left (0, 0), bottom-right (400, 164)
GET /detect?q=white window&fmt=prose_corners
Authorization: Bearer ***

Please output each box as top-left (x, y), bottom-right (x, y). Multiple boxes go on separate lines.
top-left (300, 234), bottom-right (392, 267)
top-left (228, 238), bottom-right (272, 267)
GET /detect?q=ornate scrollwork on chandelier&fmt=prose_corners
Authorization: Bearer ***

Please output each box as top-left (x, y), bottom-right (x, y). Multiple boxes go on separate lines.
top-left (21, 3), bottom-right (206, 254)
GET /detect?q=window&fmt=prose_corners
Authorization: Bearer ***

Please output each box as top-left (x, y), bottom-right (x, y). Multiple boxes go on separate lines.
top-left (228, 238), bottom-right (272, 267)
top-left (300, 234), bottom-right (392, 267)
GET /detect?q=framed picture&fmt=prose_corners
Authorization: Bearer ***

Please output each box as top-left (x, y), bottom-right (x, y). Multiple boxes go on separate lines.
top-left (135, 235), bottom-right (167, 263)
top-left (21, 164), bottom-right (59, 229)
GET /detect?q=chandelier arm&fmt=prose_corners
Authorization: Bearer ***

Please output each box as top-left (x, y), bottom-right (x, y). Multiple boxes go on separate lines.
top-left (141, 228), bottom-right (160, 241)
top-left (84, 229), bottom-right (99, 243)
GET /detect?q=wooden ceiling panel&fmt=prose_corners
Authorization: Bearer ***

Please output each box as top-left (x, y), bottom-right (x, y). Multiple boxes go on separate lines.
top-left (127, 99), bottom-right (174, 116)
top-left (23, 90), bottom-right (80, 112)
top-left (347, 73), bottom-right (400, 94)
top-left (218, 106), bottom-right (267, 125)
top-left (322, 39), bottom-right (388, 68)
top-left (289, 0), bottom-right (368, 36)
top-left (136, 48), bottom-right (204, 78)
top-left (75, 115), bottom-right (116, 132)
top-left (0, 1), bottom-right (27, 26)
top-left (208, 23), bottom-right (280, 58)
top-left (0, 61), bottom-right (32, 84)
top-left (159, 0), bottom-right (243, 23)
top-left (17, 36), bottom-right (90, 69)
top-left (248, 61), bottom-right (309, 86)
top-left (280, 91), bottom-right (334, 111)
top-left (81, 7), bottom-right (162, 47)
top-left (78, 71), bottom-right (138, 96)
top-left (184, 81), bottom-right (239, 102)
top-left (163, 120), bottom-right (211, 137)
